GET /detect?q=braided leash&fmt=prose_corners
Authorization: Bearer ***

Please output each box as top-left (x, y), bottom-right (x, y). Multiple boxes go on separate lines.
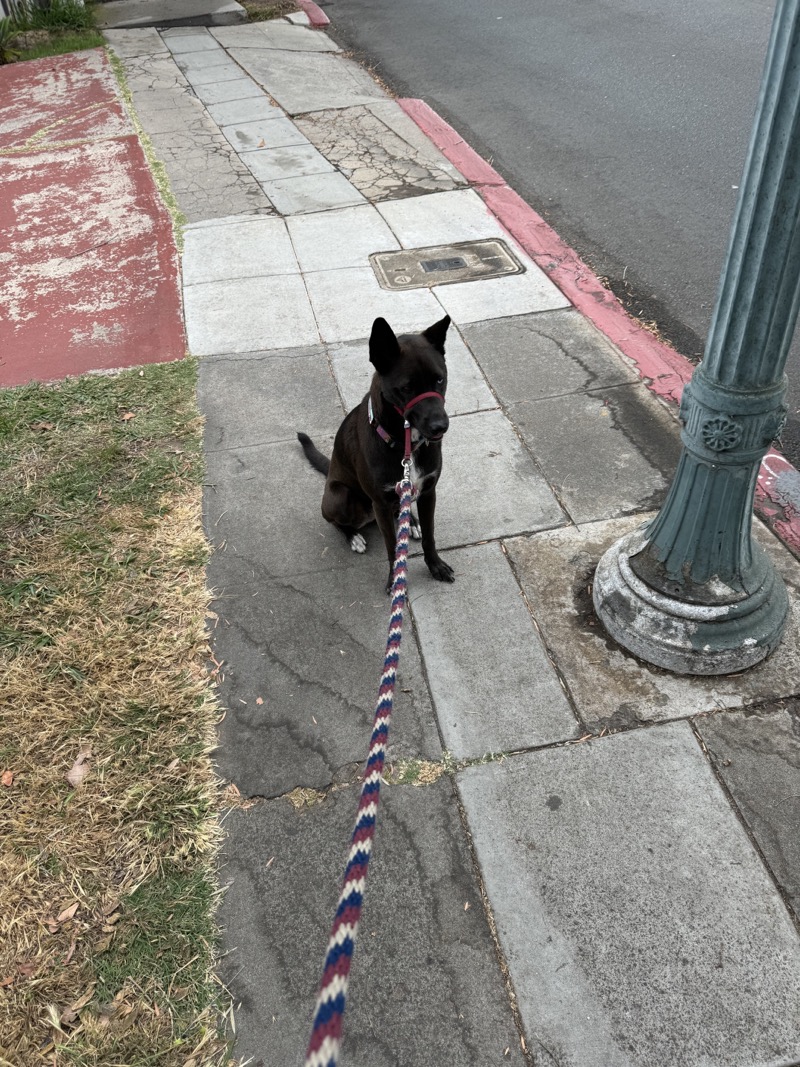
top-left (304, 459), bottom-right (414, 1067)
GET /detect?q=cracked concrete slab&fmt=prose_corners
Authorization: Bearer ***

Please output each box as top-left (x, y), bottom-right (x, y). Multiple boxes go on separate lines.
top-left (208, 555), bottom-right (441, 796)
top-left (102, 27), bottom-right (168, 57)
top-left (505, 514), bottom-right (800, 730)
top-left (285, 202), bottom-right (400, 272)
top-left (376, 188), bottom-right (512, 248)
top-left (198, 343), bottom-right (343, 451)
top-left (433, 266), bottom-right (571, 325)
top-left (106, 36), bottom-right (273, 221)
top-left (304, 265), bottom-right (444, 341)
top-left (96, 0), bottom-right (246, 28)
top-left (507, 382), bottom-right (682, 523)
top-left (433, 410), bottom-right (566, 548)
top-left (228, 47), bottom-right (388, 113)
top-left (189, 75), bottom-right (266, 106)
top-left (184, 273), bottom-right (319, 354)
top-left (162, 27), bottom-right (226, 50)
top-left (458, 721), bottom-right (800, 1067)
top-left (240, 142), bottom-right (334, 182)
top-left (205, 94), bottom-right (280, 126)
top-left (217, 780), bottom-right (526, 1065)
top-left (460, 309), bottom-right (640, 402)
top-left (295, 103), bottom-right (466, 201)
top-left (205, 435), bottom-right (362, 582)
top-left (259, 170), bottom-right (366, 215)
top-left (182, 214), bottom-right (297, 284)
top-left (212, 21), bottom-right (340, 51)
top-left (409, 542), bottom-right (580, 759)
top-left (220, 113), bottom-right (310, 152)
top-left (697, 702), bottom-right (800, 915)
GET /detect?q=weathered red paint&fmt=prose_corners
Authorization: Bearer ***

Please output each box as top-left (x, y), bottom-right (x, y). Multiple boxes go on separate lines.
top-left (399, 96), bottom-right (800, 557)
top-left (398, 99), bottom-right (504, 187)
top-left (0, 50), bottom-right (185, 388)
top-left (295, 0), bottom-right (330, 27)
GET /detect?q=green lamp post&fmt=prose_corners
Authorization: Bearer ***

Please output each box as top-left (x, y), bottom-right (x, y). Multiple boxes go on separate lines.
top-left (593, 0), bottom-right (799, 674)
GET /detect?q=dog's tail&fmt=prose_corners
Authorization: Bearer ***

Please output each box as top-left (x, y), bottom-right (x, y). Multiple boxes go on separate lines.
top-left (297, 432), bottom-right (330, 476)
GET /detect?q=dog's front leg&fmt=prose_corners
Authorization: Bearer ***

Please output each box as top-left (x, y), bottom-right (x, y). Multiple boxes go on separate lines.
top-left (373, 498), bottom-right (401, 593)
top-left (417, 488), bottom-right (455, 583)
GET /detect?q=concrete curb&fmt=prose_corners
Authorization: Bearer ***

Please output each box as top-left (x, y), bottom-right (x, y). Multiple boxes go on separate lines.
top-left (398, 97), bottom-right (800, 558)
top-left (295, 0), bottom-right (329, 27)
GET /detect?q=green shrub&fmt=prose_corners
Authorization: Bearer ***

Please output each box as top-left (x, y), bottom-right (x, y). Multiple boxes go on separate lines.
top-left (8, 0), bottom-right (94, 32)
top-left (0, 15), bottom-right (21, 63)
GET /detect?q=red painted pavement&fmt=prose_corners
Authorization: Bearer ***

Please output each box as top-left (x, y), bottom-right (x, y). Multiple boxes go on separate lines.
top-left (0, 50), bottom-right (185, 388)
top-left (399, 97), bottom-right (800, 557)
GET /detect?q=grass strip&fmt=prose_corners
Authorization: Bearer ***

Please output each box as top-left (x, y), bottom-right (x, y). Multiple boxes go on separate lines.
top-left (0, 360), bottom-right (228, 1066)
top-left (12, 28), bottom-right (105, 62)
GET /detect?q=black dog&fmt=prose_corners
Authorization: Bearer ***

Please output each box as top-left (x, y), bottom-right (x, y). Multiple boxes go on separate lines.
top-left (298, 315), bottom-right (455, 592)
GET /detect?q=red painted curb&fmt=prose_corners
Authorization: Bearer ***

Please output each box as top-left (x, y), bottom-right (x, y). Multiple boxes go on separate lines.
top-left (295, 0), bottom-right (330, 27)
top-left (398, 97), bottom-right (800, 557)
top-left (399, 99), bottom-right (504, 188)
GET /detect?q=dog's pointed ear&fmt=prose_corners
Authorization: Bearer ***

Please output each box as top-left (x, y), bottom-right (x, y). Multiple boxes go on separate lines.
top-left (422, 314), bottom-right (451, 355)
top-left (369, 317), bottom-right (401, 374)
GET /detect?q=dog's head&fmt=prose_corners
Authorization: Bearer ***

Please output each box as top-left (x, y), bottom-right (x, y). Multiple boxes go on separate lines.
top-left (369, 314), bottom-right (451, 442)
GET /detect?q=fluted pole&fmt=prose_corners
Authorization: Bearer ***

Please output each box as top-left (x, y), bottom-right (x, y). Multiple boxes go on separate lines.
top-left (593, 0), bottom-right (799, 674)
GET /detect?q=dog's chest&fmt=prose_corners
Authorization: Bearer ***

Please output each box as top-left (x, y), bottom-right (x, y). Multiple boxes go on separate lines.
top-left (384, 451), bottom-right (432, 497)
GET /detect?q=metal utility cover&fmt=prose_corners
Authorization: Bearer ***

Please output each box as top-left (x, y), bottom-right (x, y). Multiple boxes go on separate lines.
top-left (370, 239), bottom-right (525, 291)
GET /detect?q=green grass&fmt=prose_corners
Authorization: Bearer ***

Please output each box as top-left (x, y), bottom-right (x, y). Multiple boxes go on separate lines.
top-left (13, 28), bottom-right (104, 60)
top-left (0, 361), bottom-right (228, 1067)
top-left (8, 0), bottom-right (95, 31)
top-left (241, 0), bottom-right (298, 21)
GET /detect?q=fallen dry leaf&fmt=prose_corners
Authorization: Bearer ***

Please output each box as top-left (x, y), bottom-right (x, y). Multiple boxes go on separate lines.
top-left (17, 961), bottom-right (37, 979)
top-left (69, 984), bottom-right (96, 1015)
top-left (120, 411), bottom-right (136, 422)
top-left (56, 902), bottom-right (79, 925)
top-left (256, 697), bottom-right (264, 705)
top-left (1, 769), bottom-right (13, 787)
top-left (66, 748), bottom-right (91, 789)
top-left (63, 937), bottom-right (77, 965)
top-left (257, 138), bottom-right (266, 147)
top-left (0, 975), bottom-right (15, 987)
top-left (31, 421), bottom-right (55, 431)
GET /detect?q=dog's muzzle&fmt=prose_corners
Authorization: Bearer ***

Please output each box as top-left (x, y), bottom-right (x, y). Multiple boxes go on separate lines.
top-left (396, 391), bottom-right (448, 441)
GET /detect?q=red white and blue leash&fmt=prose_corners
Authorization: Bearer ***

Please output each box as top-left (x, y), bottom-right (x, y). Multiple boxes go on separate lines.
top-left (304, 432), bottom-right (416, 1067)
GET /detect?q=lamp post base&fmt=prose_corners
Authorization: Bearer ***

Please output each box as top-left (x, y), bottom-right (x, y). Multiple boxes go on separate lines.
top-left (593, 524), bottom-right (789, 676)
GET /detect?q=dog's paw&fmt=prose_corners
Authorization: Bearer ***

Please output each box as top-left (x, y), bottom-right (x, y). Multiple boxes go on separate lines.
top-left (350, 533), bottom-right (367, 554)
top-left (428, 557), bottom-right (455, 583)
top-left (409, 514), bottom-right (423, 541)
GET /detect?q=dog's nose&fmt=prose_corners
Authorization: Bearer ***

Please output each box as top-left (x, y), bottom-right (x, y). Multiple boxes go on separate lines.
top-left (428, 412), bottom-right (449, 439)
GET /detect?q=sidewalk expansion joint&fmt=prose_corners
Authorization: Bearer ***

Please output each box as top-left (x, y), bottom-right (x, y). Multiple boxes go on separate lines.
top-left (449, 773), bottom-right (538, 1067)
top-left (690, 716), bottom-right (800, 935)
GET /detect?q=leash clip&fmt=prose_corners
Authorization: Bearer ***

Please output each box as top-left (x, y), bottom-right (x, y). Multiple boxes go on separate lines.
top-left (396, 455), bottom-right (417, 499)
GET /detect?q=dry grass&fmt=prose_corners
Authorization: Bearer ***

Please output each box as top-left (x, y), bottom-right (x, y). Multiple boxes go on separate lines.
top-left (0, 360), bottom-right (228, 1066)
top-left (241, 0), bottom-right (298, 22)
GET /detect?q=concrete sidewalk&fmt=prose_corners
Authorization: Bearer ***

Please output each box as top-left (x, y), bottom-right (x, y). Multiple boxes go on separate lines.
top-left (100, 18), bottom-right (800, 1067)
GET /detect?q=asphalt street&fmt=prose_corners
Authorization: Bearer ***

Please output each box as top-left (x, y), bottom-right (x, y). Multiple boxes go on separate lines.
top-left (320, 0), bottom-right (800, 467)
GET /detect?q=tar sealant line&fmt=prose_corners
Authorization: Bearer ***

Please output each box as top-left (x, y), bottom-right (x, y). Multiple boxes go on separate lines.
top-left (397, 96), bottom-right (800, 558)
top-left (295, 0), bottom-right (330, 27)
